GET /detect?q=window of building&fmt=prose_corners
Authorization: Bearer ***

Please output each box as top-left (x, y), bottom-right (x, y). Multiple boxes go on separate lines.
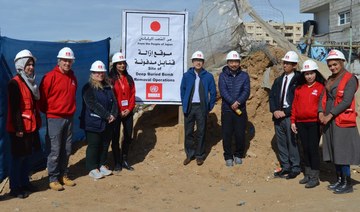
top-left (339, 10), bottom-right (350, 25)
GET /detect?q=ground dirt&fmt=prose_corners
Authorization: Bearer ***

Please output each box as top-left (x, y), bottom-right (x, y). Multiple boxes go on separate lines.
top-left (1, 49), bottom-right (360, 212)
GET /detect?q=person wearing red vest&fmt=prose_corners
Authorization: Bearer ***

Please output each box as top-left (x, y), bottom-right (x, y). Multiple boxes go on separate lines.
top-left (319, 49), bottom-right (360, 194)
top-left (109, 52), bottom-right (136, 173)
top-left (290, 60), bottom-right (325, 189)
top-left (39, 47), bottom-right (77, 191)
top-left (6, 50), bottom-right (41, 198)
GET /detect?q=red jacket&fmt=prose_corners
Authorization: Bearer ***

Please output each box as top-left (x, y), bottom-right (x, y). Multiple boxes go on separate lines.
top-left (6, 75), bottom-right (41, 133)
top-left (321, 72), bottom-right (358, 127)
top-left (113, 75), bottom-right (135, 112)
top-left (291, 82), bottom-right (324, 124)
top-left (39, 66), bottom-right (77, 118)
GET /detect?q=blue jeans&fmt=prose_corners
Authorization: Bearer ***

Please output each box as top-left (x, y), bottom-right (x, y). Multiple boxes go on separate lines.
top-left (9, 155), bottom-right (30, 191)
top-left (46, 117), bottom-right (73, 183)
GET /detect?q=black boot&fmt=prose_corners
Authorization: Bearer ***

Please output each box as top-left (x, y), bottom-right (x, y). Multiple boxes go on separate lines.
top-left (305, 169), bottom-right (320, 188)
top-left (334, 175), bottom-right (353, 194)
top-left (122, 155), bottom-right (134, 171)
top-left (327, 172), bottom-right (341, 190)
top-left (299, 166), bottom-right (310, 184)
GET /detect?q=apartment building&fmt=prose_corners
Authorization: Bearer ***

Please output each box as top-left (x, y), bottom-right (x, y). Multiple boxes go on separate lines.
top-left (244, 21), bottom-right (303, 46)
top-left (300, 0), bottom-right (360, 43)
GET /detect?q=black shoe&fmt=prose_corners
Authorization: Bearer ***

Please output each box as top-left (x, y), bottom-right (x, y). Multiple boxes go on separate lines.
top-left (286, 171), bottom-right (300, 179)
top-left (183, 158), bottom-right (192, 166)
top-left (196, 158), bottom-right (204, 166)
top-left (22, 183), bottom-right (38, 192)
top-left (274, 169), bottom-right (289, 178)
top-left (113, 164), bottom-right (122, 173)
top-left (10, 190), bottom-right (29, 199)
top-left (122, 161), bottom-right (134, 171)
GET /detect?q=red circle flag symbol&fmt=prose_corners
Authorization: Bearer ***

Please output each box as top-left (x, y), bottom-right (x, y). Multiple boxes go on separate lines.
top-left (150, 21), bottom-right (161, 32)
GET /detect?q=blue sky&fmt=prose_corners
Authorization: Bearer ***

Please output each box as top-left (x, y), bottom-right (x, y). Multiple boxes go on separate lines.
top-left (0, 0), bottom-right (312, 45)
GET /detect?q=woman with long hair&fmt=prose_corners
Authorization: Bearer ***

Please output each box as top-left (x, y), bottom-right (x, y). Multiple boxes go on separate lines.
top-left (80, 60), bottom-right (118, 179)
top-left (109, 52), bottom-right (136, 173)
top-left (290, 59), bottom-right (325, 188)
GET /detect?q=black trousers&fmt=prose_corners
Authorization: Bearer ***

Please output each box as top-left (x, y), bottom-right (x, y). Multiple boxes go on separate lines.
top-left (221, 111), bottom-right (247, 160)
top-left (184, 104), bottom-right (207, 159)
top-left (297, 122), bottom-right (321, 170)
top-left (112, 113), bottom-right (134, 165)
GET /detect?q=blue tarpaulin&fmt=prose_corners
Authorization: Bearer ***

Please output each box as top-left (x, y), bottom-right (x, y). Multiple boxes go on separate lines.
top-left (0, 36), bottom-right (110, 177)
top-left (297, 41), bottom-right (328, 63)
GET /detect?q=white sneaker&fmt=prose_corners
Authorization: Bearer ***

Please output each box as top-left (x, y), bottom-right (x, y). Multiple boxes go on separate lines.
top-left (100, 165), bottom-right (112, 176)
top-left (89, 169), bottom-right (104, 179)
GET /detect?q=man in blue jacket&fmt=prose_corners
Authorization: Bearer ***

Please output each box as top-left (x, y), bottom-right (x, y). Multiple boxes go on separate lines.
top-left (219, 50), bottom-right (250, 167)
top-left (180, 51), bottom-right (216, 166)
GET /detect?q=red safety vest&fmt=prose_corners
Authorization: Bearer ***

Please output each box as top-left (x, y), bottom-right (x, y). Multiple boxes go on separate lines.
top-left (6, 75), bottom-right (41, 133)
top-left (322, 72), bottom-right (358, 127)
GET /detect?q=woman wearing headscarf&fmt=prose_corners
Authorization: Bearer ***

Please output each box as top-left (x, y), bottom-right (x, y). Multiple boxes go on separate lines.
top-left (6, 50), bottom-right (41, 198)
top-left (109, 52), bottom-right (136, 173)
top-left (319, 49), bottom-right (360, 194)
top-left (80, 61), bottom-right (118, 179)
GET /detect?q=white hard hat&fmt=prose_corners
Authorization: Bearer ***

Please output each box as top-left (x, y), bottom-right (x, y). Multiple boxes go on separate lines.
top-left (14, 49), bottom-right (36, 62)
top-left (191, 51), bottom-right (204, 60)
top-left (326, 49), bottom-right (346, 61)
top-left (57, 47), bottom-right (75, 60)
top-left (112, 52), bottom-right (126, 63)
top-left (90, 60), bottom-right (107, 72)
top-left (226, 50), bottom-right (240, 61)
top-left (301, 59), bottom-right (319, 72)
top-left (282, 51), bottom-right (299, 63)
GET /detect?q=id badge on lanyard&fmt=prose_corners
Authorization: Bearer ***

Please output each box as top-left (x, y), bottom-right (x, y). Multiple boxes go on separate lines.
top-left (119, 77), bottom-right (128, 107)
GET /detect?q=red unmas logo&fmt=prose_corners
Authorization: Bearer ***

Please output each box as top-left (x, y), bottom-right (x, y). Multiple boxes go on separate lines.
top-left (146, 83), bottom-right (162, 100)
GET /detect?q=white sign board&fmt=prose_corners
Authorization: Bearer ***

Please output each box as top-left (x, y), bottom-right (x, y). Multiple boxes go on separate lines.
top-left (122, 10), bottom-right (188, 105)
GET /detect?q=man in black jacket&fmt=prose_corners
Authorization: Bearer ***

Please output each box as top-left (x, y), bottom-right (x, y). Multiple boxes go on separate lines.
top-left (269, 51), bottom-right (301, 179)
